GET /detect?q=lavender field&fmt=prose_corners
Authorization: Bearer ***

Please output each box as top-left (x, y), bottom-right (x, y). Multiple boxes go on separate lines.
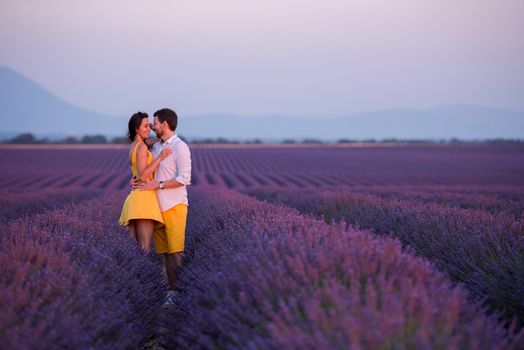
top-left (2, 144), bottom-right (523, 191)
top-left (1, 143), bottom-right (524, 349)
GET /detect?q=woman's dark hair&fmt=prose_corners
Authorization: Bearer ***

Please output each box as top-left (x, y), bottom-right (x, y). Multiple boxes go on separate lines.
top-left (153, 108), bottom-right (178, 131)
top-left (127, 111), bottom-right (149, 143)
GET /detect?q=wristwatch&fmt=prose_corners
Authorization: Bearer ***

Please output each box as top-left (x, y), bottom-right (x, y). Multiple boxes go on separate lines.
top-left (159, 181), bottom-right (164, 190)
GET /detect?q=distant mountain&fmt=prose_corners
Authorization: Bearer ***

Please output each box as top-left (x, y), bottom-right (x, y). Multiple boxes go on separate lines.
top-left (0, 66), bottom-right (126, 138)
top-left (184, 106), bottom-right (524, 141)
top-left (1, 66), bottom-right (523, 141)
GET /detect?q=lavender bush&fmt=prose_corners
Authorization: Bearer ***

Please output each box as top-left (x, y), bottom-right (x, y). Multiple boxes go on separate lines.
top-left (0, 192), bottom-right (166, 350)
top-left (164, 188), bottom-right (523, 348)
top-left (244, 187), bottom-right (524, 328)
top-left (0, 188), bottom-right (105, 222)
top-left (334, 185), bottom-right (524, 218)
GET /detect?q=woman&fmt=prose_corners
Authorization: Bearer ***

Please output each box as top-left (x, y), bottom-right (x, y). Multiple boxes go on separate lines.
top-left (119, 111), bottom-right (172, 253)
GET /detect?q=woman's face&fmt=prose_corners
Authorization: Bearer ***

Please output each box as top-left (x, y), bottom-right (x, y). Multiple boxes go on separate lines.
top-left (136, 118), bottom-right (151, 140)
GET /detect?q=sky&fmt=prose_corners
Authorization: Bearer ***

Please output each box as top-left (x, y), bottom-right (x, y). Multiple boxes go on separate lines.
top-left (1, 0), bottom-right (523, 118)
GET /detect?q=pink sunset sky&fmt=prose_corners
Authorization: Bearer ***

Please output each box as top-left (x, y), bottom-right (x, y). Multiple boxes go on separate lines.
top-left (0, 0), bottom-right (523, 118)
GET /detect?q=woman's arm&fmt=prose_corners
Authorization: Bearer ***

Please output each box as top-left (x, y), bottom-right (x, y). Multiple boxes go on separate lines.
top-left (136, 143), bottom-right (191, 191)
top-left (144, 137), bottom-right (161, 148)
top-left (135, 143), bottom-right (172, 181)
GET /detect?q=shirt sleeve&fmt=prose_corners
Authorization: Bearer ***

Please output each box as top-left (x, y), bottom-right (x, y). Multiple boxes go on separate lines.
top-left (175, 143), bottom-right (192, 186)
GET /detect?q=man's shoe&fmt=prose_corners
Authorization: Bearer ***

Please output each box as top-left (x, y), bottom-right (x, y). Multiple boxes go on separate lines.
top-left (163, 290), bottom-right (178, 308)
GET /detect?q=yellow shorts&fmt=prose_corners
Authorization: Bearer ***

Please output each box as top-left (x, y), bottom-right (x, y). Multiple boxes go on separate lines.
top-left (153, 204), bottom-right (188, 254)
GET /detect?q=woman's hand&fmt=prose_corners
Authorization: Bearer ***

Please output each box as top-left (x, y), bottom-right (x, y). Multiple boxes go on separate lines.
top-left (159, 148), bottom-right (173, 160)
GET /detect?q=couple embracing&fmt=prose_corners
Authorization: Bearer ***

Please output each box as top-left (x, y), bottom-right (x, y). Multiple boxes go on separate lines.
top-left (118, 108), bottom-right (191, 306)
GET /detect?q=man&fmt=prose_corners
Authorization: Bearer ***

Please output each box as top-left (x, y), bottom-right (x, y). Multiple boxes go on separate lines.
top-left (135, 108), bottom-right (191, 306)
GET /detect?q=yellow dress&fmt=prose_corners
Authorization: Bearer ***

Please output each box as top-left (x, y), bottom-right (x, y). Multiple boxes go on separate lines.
top-left (119, 142), bottom-right (164, 226)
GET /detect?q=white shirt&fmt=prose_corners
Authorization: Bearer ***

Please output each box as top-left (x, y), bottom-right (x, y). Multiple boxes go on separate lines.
top-left (152, 134), bottom-right (191, 211)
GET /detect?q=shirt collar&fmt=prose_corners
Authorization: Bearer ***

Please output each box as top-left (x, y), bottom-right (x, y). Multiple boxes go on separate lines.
top-left (162, 133), bottom-right (178, 145)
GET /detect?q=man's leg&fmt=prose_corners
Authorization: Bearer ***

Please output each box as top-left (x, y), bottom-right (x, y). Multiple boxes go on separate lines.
top-left (165, 252), bottom-right (183, 290)
top-left (162, 204), bottom-right (187, 290)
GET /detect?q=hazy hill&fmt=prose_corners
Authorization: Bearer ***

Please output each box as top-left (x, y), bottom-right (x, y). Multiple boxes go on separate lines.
top-left (1, 66), bottom-right (523, 141)
top-left (183, 106), bottom-right (524, 141)
top-left (0, 66), bottom-right (126, 138)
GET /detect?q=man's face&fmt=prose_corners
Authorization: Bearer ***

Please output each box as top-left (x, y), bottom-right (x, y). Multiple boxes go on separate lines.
top-left (153, 116), bottom-right (163, 138)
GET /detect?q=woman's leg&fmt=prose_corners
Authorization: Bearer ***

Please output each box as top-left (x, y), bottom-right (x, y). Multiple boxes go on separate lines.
top-left (136, 219), bottom-right (155, 254)
top-left (128, 220), bottom-right (138, 241)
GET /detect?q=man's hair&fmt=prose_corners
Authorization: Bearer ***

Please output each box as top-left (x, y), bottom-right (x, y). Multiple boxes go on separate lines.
top-left (154, 108), bottom-right (178, 131)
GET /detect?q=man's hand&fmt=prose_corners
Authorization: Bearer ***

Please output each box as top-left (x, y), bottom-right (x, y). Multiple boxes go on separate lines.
top-left (136, 180), bottom-right (159, 191)
top-left (144, 137), bottom-right (161, 148)
top-left (130, 177), bottom-right (141, 189)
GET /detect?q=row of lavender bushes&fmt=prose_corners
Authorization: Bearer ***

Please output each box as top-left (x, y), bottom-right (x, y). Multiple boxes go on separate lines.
top-left (164, 187), bottom-right (522, 349)
top-left (336, 185), bottom-right (524, 218)
top-left (0, 192), bottom-right (166, 350)
top-left (243, 187), bottom-right (524, 328)
top-left (0, 188), bottom-right (106, 222)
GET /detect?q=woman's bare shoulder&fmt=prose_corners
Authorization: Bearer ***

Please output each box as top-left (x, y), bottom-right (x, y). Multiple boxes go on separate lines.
top-left (136, 142), bottom-right (149, 154)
